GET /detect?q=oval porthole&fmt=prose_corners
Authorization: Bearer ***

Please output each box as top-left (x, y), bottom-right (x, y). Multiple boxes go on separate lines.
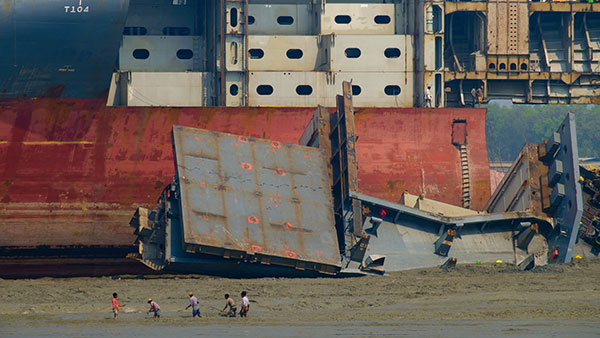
top-left (384, 85), bottom-right (401, 96)
top-left (374, 15), bottom-right (391, 24)
top-left (176, 49), bottom-right (193, 59)
top-left (335, 15), bottom-right (351, 24)
top-left (133, 49), bottom-right (150, 59)
top-left (162, 27), bottom-right (190, 36)
top-left (296, 85), bottom-right (313, 96)
top-left (277, 16), bottom-right (294, 25)
top-left (230, 8), bottom-right (238, 28)
top-left (248, 16), bottom-right (255, 25)
top-left (123, 26), bottom-right (147, 36)
top-left (249, 49), bottom-right (264, 59)
top-left (384, 48), bottom-right (401, 58)
top-left (257, 85), bottom-right (273, 95)
top-left (344, 48), bottom-right (361, 58)
top-left (230, 84), bottom-right (239, 96)
top-left (286, 49), bottom-right (303, 59)
top-left (352, 85), bottom-right (361, 96)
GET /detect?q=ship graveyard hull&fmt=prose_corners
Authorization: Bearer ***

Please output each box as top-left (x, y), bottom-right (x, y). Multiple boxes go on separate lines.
top-left (0, 98), bottom-right (490, 277)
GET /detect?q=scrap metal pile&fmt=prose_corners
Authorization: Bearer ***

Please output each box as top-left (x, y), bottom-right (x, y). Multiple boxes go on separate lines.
top-left (130, 82), bottom-right (585, 277)
top-left (579, 166), bottom-right (600, 254)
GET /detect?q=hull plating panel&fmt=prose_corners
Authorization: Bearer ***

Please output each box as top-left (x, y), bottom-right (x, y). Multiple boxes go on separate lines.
top-left (172, 126), bottom-right (340, 269)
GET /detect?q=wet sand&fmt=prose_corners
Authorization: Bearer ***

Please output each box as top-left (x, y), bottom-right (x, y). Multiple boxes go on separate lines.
top-left (1, 259), bottom-right (600, 337)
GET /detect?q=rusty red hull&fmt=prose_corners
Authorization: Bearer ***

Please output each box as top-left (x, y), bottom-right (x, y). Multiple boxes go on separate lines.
top-left (0, 98), bottom-right (490, 251)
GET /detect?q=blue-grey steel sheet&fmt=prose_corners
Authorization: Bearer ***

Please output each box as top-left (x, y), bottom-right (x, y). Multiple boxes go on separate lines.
top-left (353, 192), bottom-right (553, 271)
top-left (547, 113), bottom-right (583, 262)
top-left (364, 221), bottom-right (518, 271)
top-left (172, 126), bottom-right (341, 268)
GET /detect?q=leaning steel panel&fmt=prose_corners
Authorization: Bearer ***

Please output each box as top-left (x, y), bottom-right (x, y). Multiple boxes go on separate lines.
top-left (544, 113), bottom-right (583, 262)
top-left (171, 125), bottom-right (341, 274)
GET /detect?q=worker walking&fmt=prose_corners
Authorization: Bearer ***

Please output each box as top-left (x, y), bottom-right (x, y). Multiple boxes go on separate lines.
top-left (221, 293), bottom-right (237, 317)
top-left (147, 298), bottom-right (161, 319)
top-left (240, 291), bottom-right (250, 317)
top-left (476, 86), bottom-right (484, 107)
top-left (112, 292), bottom-right (125, 319)
top-left (470, 87), bottom-right (477, 107)
top-left (425, 85), bottom-right (432, 108)
top-left (185, 292), bottom-right (201, 318)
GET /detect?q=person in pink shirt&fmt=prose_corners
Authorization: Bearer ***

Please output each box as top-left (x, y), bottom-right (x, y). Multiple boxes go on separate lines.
top-left (147, 298), bottom-right (161, 319)
top-left (112, 292), bottom-right (125, 319)
top-left (185, 292), bottom-right (201, 318)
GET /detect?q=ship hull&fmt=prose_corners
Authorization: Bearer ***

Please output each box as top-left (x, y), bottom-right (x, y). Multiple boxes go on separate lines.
top-left (0, 0), bottom-right (129, 98)
top-left (0, 98), bottom-right (490, 274)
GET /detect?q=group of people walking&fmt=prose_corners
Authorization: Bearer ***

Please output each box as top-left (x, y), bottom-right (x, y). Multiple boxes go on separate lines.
top-left (111, 291), bottom-right (250, 319)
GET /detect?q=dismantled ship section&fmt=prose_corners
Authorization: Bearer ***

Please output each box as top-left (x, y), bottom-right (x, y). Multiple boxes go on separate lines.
top-left (130, 83), bottom-right (584, 276)
top-left (2, 1), bottom-right (600, 106)
top-left (0, 99), bottom-right (489, 277)
top-left (444, 1), bottom-right (600, 105)
top-left (105, 0), bottom-right (600, 107)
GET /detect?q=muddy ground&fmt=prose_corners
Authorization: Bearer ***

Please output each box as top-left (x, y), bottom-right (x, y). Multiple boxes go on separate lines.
top-left (1, 259), bottom-right (600, 336)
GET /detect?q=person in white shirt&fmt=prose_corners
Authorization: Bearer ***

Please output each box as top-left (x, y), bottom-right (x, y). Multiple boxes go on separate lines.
top-left (425, 85), bottom-right (432, 108)
top-left (240, 291), bottom-right (250, 317)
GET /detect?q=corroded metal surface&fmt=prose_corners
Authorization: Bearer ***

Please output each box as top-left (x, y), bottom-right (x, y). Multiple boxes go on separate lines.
top-left (172, 126), bottom-right (340, 269)
top-left (354, 107), bottom-right (491, 210)
top-left (0, 98), bottom-right (490, 250)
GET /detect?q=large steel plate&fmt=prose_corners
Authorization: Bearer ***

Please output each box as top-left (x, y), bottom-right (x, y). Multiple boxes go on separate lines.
top-left (172, 126), bottom-right (341, 270)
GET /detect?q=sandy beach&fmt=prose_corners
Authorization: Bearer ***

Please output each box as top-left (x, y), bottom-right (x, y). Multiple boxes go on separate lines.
top-left (1, 259), bottom-right (600, 337)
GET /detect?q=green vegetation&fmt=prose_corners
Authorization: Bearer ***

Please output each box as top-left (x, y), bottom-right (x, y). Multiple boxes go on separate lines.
top-left (486, 104), bottom-right (600, 162)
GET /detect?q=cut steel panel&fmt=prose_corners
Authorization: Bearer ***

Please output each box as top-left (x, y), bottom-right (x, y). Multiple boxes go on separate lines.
top-left (317, 35), bottom-right (413, 72)
top-left (247, 71), bottom-right (414, 107)
top-left (356, 192), bottom-right (552, 271)
top-left (118, 72), bottom-right (211, 107)
top-left (320, 4), bottom-right (395, 35)
top-left (547, 113), bottom-right (583, 262)
top-left (171, 126), bottom-right (340, 268)
top-left (119, 36), bottom-right (201, 72)
top-left (248, 36), bottom-right (320, 71)
top-left (248, 4), bottom-right (314, 35)
top-left (485, 144), bottom-right (543, 215)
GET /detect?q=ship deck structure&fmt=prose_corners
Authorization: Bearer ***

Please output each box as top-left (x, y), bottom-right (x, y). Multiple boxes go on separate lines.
top-left (2, 0), bottom-right (600, 106)
top-left (0, 0), bottom-right (599, 277)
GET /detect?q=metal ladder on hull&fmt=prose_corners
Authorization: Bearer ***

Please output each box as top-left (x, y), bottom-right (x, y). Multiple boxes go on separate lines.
top-left (459, 144), bottom-right (471, 209)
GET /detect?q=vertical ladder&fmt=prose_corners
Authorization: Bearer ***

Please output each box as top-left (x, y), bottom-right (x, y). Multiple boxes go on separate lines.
top-left (459, 144), bottom-right (471, 209)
